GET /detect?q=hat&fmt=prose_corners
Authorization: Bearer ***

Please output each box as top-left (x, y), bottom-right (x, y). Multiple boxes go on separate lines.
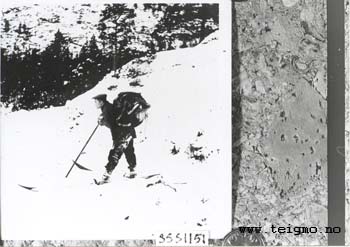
top-left (92, 94), bottom-right (107, 101)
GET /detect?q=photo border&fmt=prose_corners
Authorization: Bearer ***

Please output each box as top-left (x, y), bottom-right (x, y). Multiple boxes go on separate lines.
top-left (328, 0), bottom-right (346, 245)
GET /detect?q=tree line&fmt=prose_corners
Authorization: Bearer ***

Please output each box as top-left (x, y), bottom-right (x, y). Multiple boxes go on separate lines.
top-left (1, 31), bottom-right (111, 110)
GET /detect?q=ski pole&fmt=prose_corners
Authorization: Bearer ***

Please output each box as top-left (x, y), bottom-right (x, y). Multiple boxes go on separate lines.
top-left (65, 124), bottom-right (99, 178)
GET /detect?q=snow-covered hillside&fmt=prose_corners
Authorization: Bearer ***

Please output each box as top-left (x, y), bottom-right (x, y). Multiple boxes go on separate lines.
top-left (1, 4), bottom-right (103, 54)
top-left (1, 4), bottom-right (159, 54)
top-left (1, 31), bottom-right (231, 240)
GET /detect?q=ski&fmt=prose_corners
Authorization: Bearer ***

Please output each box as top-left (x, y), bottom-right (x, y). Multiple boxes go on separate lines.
top-left (72, 160), bottom-right (92, 171)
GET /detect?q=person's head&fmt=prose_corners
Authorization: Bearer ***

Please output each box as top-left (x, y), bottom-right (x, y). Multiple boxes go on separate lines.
top-left (92, 94), bottom-right (107, 109)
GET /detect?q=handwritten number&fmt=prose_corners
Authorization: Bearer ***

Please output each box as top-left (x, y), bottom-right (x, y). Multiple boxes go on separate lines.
top-left (159, 234), bottom-right (165, 244)
top-left (176, 233), bottom-right (182, 243)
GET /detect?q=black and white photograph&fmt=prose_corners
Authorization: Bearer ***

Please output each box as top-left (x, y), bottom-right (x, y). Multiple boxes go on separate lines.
top-left (1, 0), bottom-right (335, 246)
top-left (0, 0), bottom-right (232, 242)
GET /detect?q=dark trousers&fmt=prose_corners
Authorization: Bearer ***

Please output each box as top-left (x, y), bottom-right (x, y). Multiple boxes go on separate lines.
top-left (105, 136), bottom-right (136, 174)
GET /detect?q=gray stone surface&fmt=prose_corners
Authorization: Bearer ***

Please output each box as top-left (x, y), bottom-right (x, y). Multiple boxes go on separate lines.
top-left (232, 0), bottom-right (327, 245)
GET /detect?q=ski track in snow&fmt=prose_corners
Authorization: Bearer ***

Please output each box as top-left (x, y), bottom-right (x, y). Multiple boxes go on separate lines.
top-left (1, 32), bottom-right (231, 240)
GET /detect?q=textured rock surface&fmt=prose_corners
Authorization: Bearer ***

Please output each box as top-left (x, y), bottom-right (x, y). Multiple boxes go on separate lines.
top-left (232, 0), bottom-right (327, 245)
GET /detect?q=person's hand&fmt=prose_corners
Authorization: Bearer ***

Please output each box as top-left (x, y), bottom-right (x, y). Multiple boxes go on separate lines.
top-left (98, 115), bottom-right (103, 125)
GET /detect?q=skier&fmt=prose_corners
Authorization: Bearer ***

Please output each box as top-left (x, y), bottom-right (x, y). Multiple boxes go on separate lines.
top-left (93, 94), bottom-right (137, 185)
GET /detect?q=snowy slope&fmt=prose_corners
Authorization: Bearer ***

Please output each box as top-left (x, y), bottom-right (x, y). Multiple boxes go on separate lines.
top-left (1, 4), bottom-right (159, 54)
top-left (1, 4), bottom-right (104, 54)
top-left (1, 31), bottom-right (231, 240)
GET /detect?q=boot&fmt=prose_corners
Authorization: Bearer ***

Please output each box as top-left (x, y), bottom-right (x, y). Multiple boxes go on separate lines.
top-left (124, 170), bottom-right (137, 179)
top-left (94, 172), bottom-right (111, 185)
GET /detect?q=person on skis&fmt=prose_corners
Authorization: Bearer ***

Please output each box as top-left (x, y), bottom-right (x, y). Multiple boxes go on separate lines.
top-left (93, 94), bottom-right (137, 185)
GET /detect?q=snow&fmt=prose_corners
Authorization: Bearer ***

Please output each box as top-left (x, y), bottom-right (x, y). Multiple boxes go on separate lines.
top-left (1, 4), bottom-right (104, 54)
top-left (1, 30), bottom-right (231, 240)
top-left (0, 3), bottom-right (161, 55)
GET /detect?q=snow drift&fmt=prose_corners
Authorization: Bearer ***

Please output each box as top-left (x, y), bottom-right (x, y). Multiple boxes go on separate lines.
top-left (1, 31), bottom-right (231, 240)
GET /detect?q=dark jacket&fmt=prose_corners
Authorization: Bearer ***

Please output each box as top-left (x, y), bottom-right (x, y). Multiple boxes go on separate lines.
top-left (99, 101), bottom-right (136, 141)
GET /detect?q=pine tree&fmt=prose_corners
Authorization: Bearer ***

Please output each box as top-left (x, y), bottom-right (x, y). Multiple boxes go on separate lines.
top-left (79, 35), bottom-right (101, 61)
top-left (41, 30), bottom-right (72, 99)
top-left (98, 4), bottom-right (136, 51)
top-left (3, 19), bottom-right (10, 33)
top-left (67, 34), bottom-right (108, 98)
top-left (98, 4), bottom-right (137, 71)
top-left (77, 35), bottom-right (103, 80)
top-left (196, 4), bottom-right (219, 41)
top-left (21, 23), bottom-right (32, 41)
top-left (16, 23), bottom-right (22, 34)
top-left (43, 29), bottom-right (69, 59)
top-left (150, 4), bottom-right (219, 50)
top-left (1, 48), bottom-right (9, 103)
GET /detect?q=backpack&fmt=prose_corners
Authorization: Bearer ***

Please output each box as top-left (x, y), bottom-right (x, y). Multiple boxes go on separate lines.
top-left (113, 92), bottom-right (150, 128)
